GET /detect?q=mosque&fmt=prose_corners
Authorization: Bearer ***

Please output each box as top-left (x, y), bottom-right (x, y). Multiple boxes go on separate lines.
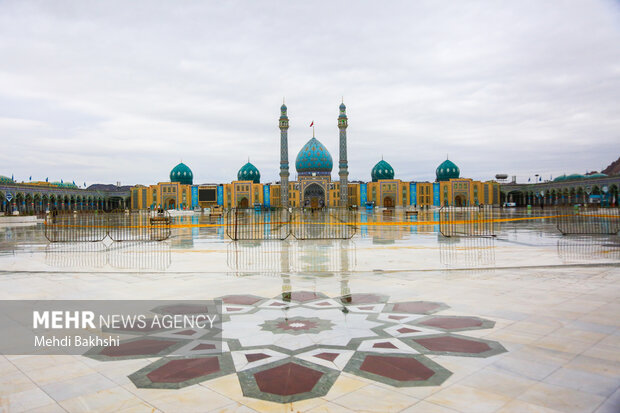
top-left (130, 103), bottom-right (500, 210)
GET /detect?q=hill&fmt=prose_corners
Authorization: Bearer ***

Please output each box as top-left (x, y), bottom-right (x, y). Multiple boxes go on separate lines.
top-left (602, 157), bottom-right (620, 176)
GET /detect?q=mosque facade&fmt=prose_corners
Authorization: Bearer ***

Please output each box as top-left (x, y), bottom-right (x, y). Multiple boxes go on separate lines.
top-left (130, 103), bottom-right (501, 210)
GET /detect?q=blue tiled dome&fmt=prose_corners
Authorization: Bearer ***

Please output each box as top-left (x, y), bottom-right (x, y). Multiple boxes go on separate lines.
top-left (436, 159), bottom-right (460, 182)
top-left (170, 162), bottom-right (193, 185)
top-left (238, 162), bottom-right (260, 184)
top-left (371, 160), bottom-right (394, 182)
top-left (295, 137), bottom-right (333, 175)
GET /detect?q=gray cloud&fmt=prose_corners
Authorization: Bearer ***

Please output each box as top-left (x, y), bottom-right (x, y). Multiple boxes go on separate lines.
top-left (0, 0), bottom-right (618, 185)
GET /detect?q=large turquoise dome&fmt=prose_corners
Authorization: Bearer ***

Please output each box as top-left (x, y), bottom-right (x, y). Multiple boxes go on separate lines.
top-left (238, 162), bottom-right (260, 183)
top-left (371, 160), bottom-right (394, 182)
top-left (295, 137), bottom-right (333, 176)
top-left (0, 175), bottom-right (13, 184)
top-left (436, 159), bottom-right (460, 182)
top-left (170, 162), bottom-right (193, 185)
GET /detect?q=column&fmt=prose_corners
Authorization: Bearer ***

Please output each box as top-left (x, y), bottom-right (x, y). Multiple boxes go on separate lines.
top-left (338, 101), bottom-right (349, 207)
top-left (279, 103), bottom-right (290, 208)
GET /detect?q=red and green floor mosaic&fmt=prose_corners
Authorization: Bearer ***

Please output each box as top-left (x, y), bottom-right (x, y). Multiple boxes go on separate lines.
top-left (85, 292), bottom-right (506, 403)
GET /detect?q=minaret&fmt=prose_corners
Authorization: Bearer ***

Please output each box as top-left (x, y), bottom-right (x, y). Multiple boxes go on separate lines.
top-left (279, 102), bottom-right (290, 208)
top-left (338, 100), bottom-right (349, 207)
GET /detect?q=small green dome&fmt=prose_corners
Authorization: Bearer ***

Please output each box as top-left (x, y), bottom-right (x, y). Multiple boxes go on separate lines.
top-left (237, 162), bottom-right (260, 184)
top-left (295, 137), bottom-right (333, 175)
top-left (553, 175), bottom-right (567, 182)
top-left (436, 159), bottom-right (460, 182)
top-left (170, 162), bottom-right (193, 185)
top-left (371, 160), bottom-right (394, 182)
top-left (587, 173), bottom-right (608, 179)
top-left (0, 175), bottom-right (14, 184)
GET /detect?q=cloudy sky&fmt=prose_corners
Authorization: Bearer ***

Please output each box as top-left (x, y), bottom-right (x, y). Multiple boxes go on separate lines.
top-left (0, 0), bottom-right (619, 186)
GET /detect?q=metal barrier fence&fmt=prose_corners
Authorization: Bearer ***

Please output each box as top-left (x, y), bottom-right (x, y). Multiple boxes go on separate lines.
top-left (44, 210), bottom-right (171, 242)
top-left (225, 208), bottom-right (356, 241)
top-left (556, 207), bottom-right (620, 235)
top-left (439, 206), bottom-right (499, 237)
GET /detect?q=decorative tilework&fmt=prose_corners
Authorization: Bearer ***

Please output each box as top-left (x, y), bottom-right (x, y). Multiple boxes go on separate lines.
top-left (295, 138), bottom-right (333, 174)
top-left (84, 293), bottom-right (506, 403)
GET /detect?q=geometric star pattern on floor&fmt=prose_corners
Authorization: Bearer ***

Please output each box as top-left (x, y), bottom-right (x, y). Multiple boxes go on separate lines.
top-left (84, 292), bottom-right (507, 403)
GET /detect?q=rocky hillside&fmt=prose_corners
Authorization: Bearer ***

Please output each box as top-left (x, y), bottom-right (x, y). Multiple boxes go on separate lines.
top-left (602, 157), bottom-right (620, 176)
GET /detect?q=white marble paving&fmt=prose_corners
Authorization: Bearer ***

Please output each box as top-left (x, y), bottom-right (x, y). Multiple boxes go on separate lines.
top-left (0, 211), bottom-right (618, 412)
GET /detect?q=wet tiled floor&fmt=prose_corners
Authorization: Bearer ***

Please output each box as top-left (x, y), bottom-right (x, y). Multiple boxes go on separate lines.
top-left (0, 210), bottom-right (619, 412)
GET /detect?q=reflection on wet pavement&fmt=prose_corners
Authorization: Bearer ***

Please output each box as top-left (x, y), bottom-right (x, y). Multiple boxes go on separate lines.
top-left (439, 237), bottom-right (496, 268)
top-left (0, 210), bottom-right (618, 273)
top-left (0, 209), bottom-right (618, 411)
top-left (226, 240), bottom-right (356, 275)
top-left (45, 242), bottom-right (172, 271)
top-left (557, 237), bottom-right (620, 263)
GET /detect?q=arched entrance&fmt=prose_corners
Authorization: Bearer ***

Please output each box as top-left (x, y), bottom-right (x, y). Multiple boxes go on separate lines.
top-left (166, 198), bottom-right (176, 209)
top-left (454, 195), bottom-right (464, 207)
top-left (303, 184), bottom-right (325, 209)
top-left (383, 196), bottom-right (394, 208)
top-left (506, 190), bottom-right (525, 206)
top-left (238, 197), bottom-right (249, 208)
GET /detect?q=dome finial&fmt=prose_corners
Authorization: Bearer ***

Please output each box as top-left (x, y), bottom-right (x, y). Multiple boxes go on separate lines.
top-left (283, 96), bottom-right (285, 105)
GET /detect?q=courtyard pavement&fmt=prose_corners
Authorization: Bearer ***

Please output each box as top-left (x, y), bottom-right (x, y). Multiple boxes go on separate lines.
top-left (0, 210), bottom-right (618, 412)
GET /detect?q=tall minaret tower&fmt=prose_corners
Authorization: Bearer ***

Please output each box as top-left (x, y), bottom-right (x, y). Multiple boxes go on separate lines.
top-left (338, 100), bottom-right (349, 207)
top-left (279, 102), bottom-right (290, 208)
